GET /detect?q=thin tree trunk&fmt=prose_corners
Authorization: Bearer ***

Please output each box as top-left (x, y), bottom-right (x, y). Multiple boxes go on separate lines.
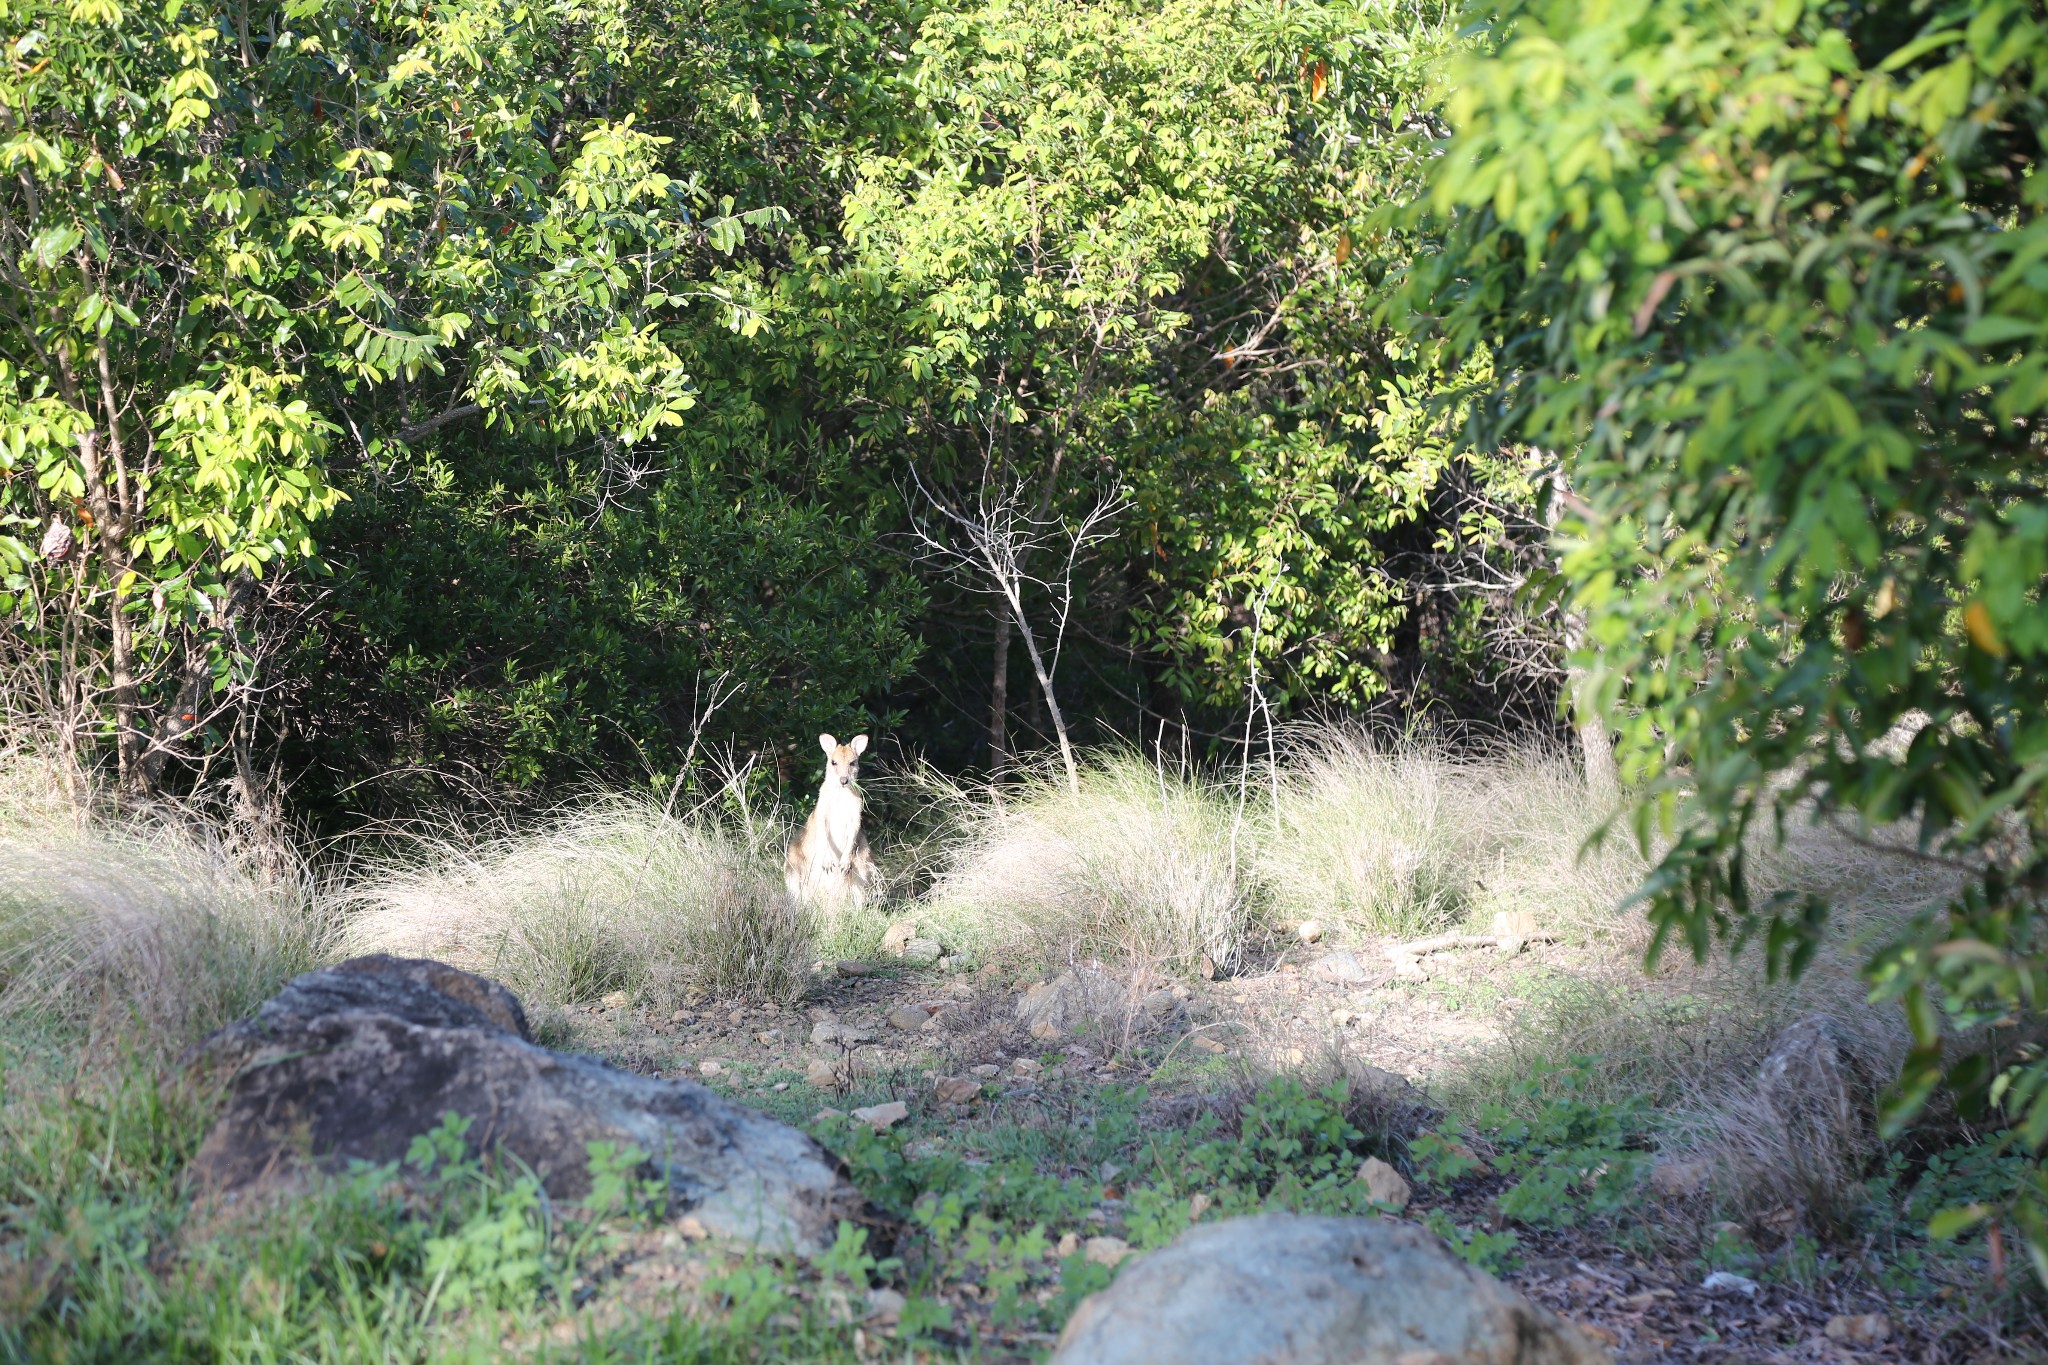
top-left (1001, 581), bottom-right (1078, 793)
top-left (58, 338), bottom-right (145, 794)
top-left (1577, 704), bottom-right (1620, 806)
top-left (989, 610), bottom-right (1011, 769)
top-left (1545, 465), bottom-right (1619, 805)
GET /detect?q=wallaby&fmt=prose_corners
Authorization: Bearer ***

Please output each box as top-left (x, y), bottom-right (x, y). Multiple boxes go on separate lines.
top-left (785, 733), bottom-right (877, 908)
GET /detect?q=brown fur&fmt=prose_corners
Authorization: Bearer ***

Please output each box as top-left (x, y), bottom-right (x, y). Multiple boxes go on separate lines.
top-left (785, 733), bottom-right (876, 908)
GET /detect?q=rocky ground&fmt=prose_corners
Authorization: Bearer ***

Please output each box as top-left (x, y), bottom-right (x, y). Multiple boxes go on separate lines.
top-left (529, 933), bottom-right (2020, 1365)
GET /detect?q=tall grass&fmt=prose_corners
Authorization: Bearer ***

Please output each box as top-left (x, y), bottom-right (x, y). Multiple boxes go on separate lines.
top-left (916, 753), bottom-right (1254, 976)
top-left (1257, 727), bottom-right (1645, 941)
top-left (0, 818), bottom-right (329, 1060)
top-left (910, 730), bottom-right (1645, 976)
top-left (339, 794), bottom-right (812, 1010)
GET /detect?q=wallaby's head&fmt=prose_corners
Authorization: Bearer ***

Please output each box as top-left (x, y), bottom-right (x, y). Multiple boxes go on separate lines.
top-left (818, 732), bottom-right (868, 788)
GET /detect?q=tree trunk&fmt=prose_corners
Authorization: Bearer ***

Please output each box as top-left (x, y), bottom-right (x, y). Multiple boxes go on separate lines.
top-left (1577, 704), bottom-right (1620, 807)
top-left (989, 610), bottom-right (1011, 770)
top-left (1545, 465), bottom-right (1620, 806)
top-left (1003, 583), bottom-right (1079, 793)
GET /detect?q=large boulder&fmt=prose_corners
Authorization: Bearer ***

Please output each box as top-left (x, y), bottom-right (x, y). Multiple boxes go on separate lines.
top-left (1050, 1213), bottom-right (1608, 1365)
top-left (185, 954), bottom-right (868, 1256)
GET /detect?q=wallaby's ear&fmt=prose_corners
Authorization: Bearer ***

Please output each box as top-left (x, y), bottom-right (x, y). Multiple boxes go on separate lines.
top-left (850, 734), bottom-right (869, 756)
top-left (819, 733), bottom-right (838, 754)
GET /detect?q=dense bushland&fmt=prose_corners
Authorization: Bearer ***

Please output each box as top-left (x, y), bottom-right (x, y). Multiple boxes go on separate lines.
top-left (5, 0), bottom-right (2047, 1312)
top-left (2, 0), bottom-right (1552, 821)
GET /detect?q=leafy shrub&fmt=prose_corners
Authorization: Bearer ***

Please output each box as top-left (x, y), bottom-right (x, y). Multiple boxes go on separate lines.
top-left (1403, 0), bottom-right (2048, 1266)
top-left (1467, 1060), bottom-right (1651, 1229)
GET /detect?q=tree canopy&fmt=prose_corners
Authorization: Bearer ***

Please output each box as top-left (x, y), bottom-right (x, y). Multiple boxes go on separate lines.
top-left (1404, 0), bottom-right (2048, 1249)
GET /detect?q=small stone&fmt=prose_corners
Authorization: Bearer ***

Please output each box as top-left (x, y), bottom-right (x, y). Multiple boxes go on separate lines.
top-left (1188, 1192), bottom-right (1212, 1220)
top-left (1056, 1231), bottom-right (1082, 1258)
top-left (971, 1064), bottom-right (1001, 1078)
top-left (1310, 951), bottom-right (1371, 986)
top-left (670, 1008), bottom-right (694, 1023)
top-left (880, 919), bottom-right (918, 957)
top-left (1825, 1313), bottom-right (1890, 1345)
top-left (1648, 1158), bottom-right (1711, 1199)
top-left (1701, 1271), bottom-right (1759, 1298)
top-left (754, 1029), bottom-right (782, 1044)
top-left (837, 960), bottom-right (872, 977)
top-left (888, 1004), bottom-right (933, 1031)
top-left (1085, 1235), bottom-right (1132, 1268)
top-left (806, 1058), bottom-right (840, 1087)
top-left (933, 1076), bottom-right (980, 1105)
top-left (1356, 1156), bottom-right (1411, 1211)
top-left (677, 1215), bottom-right (709, 1240)
top-left (902, 938), bottom-right (943, 966)
top-left (1296, 919), bottom-right (1325, 944)
top-left (811, 1021), bottom-right (876, 1046)
top-left (1013, 1057), bottom-right (1043, 1075)
top-left (772, 1082), bottom-right (789, 1092)
top-left (866, 1287), bottom-right (907, 1326)
top-left (1284, 1047), bottom-right (1307, 1067)
top-left (851, 1100), bottom-right (908, 1131)
top-left (728, 1008), bottom-right (746, 1024)
top-left (601, 990), bottom-right (630, 1010)
top-left (698, 1060), bottom-right (724, 1077)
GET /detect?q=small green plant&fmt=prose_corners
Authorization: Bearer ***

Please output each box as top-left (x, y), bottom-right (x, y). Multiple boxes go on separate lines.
top-left (420, 1174), bottom-right (548, 1312)
top-left (703, 1261), bottom-right (796, 1334)
top-left (1422, 1210), bottom-right (1522, 1275)
top-left (1468, 1060), bottom-right (1650, 1229)
top-left (1410, 1119), bottom-right (1485, 1186)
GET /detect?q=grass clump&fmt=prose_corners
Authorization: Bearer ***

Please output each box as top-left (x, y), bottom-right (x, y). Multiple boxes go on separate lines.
top-left (341, 794), bottom-right (812, 1011)
top-left (918, 753), bottom-right (1253, 976)
top-left (1257, 727), bottom-right (1643, 941)
top-left (0, 818), bottom-right (329, 1060)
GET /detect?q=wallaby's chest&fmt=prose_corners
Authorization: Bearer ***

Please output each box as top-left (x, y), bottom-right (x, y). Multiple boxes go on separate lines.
top-left (808, 784), bottom-right (864, 852)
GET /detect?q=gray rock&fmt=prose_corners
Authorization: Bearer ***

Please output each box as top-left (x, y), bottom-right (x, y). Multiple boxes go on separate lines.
top-left (811, 1020), bottom-right (878, 1046)
top-left (1310, 950), bottom-right (1372, 986)
top-left (1017, 966), bottom-right (1141, 1040)
top-left (887, 1004), bottom-right (934, 1031)
top-left (901, 937), bottom-right (943, 966)
top-left (186, 954), bottom-right (869, 1256)
top-left (1050, 1213), bottom-right (1609, 1365)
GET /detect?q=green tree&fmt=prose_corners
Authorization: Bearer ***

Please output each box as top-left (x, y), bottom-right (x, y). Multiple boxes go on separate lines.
top-left (0, 0), bottom-right (765, 797)
top-left (1404, 0), bottom-right (2048, 1252)
top-left (750, 0), bottom-right (1506, 754)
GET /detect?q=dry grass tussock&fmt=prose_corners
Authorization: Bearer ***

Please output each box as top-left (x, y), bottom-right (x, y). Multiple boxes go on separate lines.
top-left (914, 730), bottom-right (1646, 974)
top-left (0, 816), bottom-right (329, 1060)
top-left (1257, 727), bottom-right (1646, 941)
top-left (338, 793), bottom-right (812, 1012)
top-left (915, 753), bottom-right (1254, 975)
